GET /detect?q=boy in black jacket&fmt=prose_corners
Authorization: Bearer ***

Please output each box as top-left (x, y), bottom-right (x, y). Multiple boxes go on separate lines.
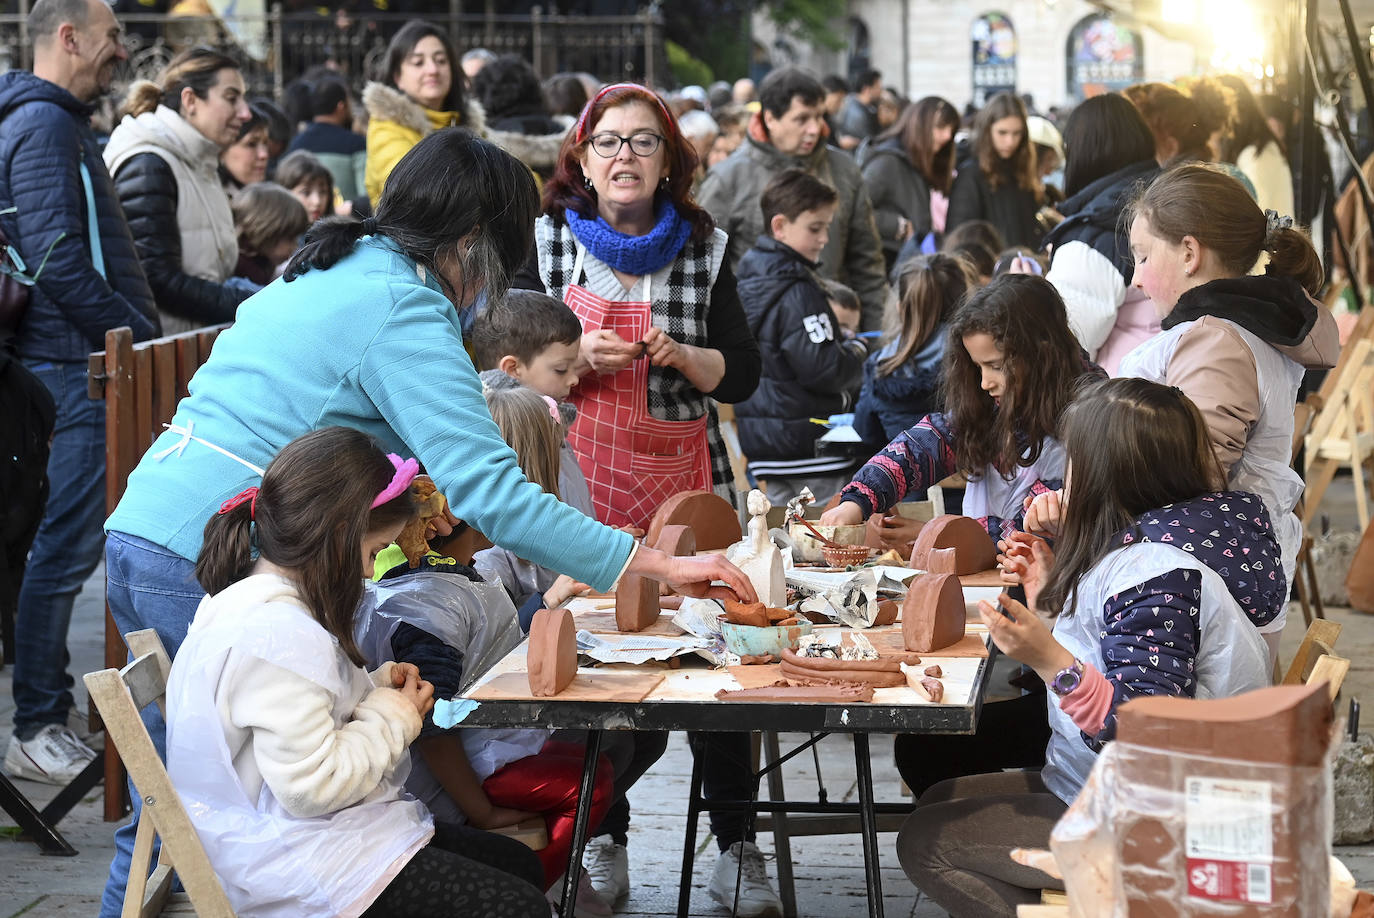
top-left (734, 168), bottom-right (867, 503)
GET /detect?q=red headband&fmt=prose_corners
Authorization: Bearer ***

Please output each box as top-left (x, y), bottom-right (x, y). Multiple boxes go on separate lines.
top-left (574, 83), bottom-right (680, 145)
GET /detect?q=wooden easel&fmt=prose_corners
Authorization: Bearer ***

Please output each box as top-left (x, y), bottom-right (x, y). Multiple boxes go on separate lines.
top-left (1303, 306), bottom-right (1374, 532)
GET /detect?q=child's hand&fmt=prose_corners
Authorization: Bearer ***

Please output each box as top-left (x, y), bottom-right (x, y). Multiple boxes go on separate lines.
top-left (819, 501), bottom-right (864, 527)
top-left (390, 662), bottom-right (422, 689)
top-left (544, 574), bottom-right (590, 609)
top-left (977, 594), bottom-right (1073, 682)
top-left (1022, 489), bottom-right (1064, 538)
top-left (875, 513), bottom-right (921, 556)
top-left (996, 532), bottom-right (1053, 610)
top-left (396, 669), bottom-right (435, 718)
top-left (581, 329), bottom-right (640, 375)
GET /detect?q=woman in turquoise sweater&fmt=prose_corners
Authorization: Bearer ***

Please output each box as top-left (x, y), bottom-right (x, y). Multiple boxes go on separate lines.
top-left (98, 128), bottom-right (753, 916)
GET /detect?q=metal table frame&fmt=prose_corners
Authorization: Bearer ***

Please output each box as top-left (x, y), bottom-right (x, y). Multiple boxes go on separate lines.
top-left (458, 653), bottom-right (989, 918)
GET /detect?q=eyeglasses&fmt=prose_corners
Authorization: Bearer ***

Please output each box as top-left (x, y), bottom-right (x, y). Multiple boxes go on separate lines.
top-left (588, 131), bottom-right (664, 158)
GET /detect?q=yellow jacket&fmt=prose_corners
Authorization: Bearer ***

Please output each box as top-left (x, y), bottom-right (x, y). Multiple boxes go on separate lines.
top-left (362, 82), bottom-right (566, 207)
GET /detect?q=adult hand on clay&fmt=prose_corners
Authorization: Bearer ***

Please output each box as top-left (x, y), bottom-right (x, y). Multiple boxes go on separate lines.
top-left (544, 574), bottom-right (590, 609)
top-left (581, 329), bottom-right (641, 375)
top-left (1022, 489), bottom-right (1064, 538)
top-left (977, 594), bottom-right (1072, 683)
top-left (414, 475), bottom-right (459, 540)
top-left (635, 549), bottom-right (758, 604)
top-left (641, 326), bottom-right (685, 370)
top-left (819, 500), bottom-right (864, 527)
top-left (997, 532), bottom-right (1053, 610)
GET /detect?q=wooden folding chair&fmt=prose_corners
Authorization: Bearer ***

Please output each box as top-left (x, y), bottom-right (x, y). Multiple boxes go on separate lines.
top-left (1291, 401), bottom-right (1326, 626)
top-left (1304, 336), bottom-right (1374, 534)
top-left (88, 323), bottom-right (229, 821)
top-left (84, 629), bottom-right (235, 917)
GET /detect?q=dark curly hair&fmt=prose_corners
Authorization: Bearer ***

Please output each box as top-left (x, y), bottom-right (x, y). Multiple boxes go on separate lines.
top-left (942, 274), bottom-right (1086, 478)
top-left (471, 54), bottom-right (549, 121)
top-left (541, 83), bottom-right (714, 242)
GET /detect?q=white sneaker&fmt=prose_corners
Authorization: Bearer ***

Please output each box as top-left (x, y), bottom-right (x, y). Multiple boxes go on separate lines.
top-left (708, 841), bottom-right (782, 918)
top-left (546, 870), bottom-right (613, 918)
top-left (3, 724), bottom-right (98, 784)
top-left (582, 836), bottom-right (629, 905)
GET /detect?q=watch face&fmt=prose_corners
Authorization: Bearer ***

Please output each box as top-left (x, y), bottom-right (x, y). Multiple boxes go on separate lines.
top-left (1053, 668), bottom-right (1080, 696)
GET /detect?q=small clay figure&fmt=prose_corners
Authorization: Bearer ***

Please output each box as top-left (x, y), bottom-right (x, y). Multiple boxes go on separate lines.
top-left (726, 489), bottom-right (787, 607)
top-left (615, 573), bottom-right (661, 632)
top-left (527, 607), bottom-right (577, 696)
top-left (909, 515), bottom-right (997, 575)
top-left (902, 572), bottom-right (967, 652)
top-left (646, 490), bottom-right (741, 550)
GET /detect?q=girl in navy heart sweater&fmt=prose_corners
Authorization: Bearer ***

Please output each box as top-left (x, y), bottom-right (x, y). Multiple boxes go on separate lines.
top-left (895, 377), bottom-right (1274, 918)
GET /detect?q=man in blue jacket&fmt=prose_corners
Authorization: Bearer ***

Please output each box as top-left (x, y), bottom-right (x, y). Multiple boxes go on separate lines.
top-left (0, 0), bottom-right (159, 784)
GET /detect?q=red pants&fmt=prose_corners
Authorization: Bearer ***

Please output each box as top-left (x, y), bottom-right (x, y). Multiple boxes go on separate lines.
top-left (482, 739), bottom-right (614, 888)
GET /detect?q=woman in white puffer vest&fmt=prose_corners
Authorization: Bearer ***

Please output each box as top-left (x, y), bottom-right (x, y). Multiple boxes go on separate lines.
top-left (105, 47), bottom-right (260, 335)
top-left (1120, 163), bottom-right (1339, 653)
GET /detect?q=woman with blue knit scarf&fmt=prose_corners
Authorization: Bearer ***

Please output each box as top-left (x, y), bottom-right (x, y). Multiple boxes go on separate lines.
top-left (517, 83), bottom-right (761, 532)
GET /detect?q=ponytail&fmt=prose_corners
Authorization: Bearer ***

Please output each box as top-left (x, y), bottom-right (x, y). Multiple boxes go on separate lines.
top-left (120, 79), bottom-right (163, 119)
top-left (195, 499), bottom-right (256, 596)
top-left (1265, 225), bottom-right (1324, 295)
top-left (880, 254), bottom-right (973, 377)
top-left (284, 216), bottom-right (371, 283)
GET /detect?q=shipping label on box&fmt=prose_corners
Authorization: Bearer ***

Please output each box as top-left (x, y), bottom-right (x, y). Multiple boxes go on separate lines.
top-left (1185, 776), bottom-right (1273, 904)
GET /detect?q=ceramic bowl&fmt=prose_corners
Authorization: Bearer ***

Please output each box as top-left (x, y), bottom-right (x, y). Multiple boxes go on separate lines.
top-left (720, 619), bottom-right (814, 658)
top-left (789, 522), bottom-right (867, 562)
top-left (823, 544), bottom-right (874, 567)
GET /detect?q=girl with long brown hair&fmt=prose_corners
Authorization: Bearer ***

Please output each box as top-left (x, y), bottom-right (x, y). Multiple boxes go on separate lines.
top-left (859, 95), bottom-right (959, 269)
top-left (945, 92), bottom-right (1043, 249)
top-left (896, 378), bottom-right (1275, 918)
top-left (821, 274), bottom-right (1100, 552)
top-left (852, 252), bottom-right (973, 447)
top-left (1120, 163), bottom-right (1338, 650)
top-left (169, 426), bottom-right (552, 918)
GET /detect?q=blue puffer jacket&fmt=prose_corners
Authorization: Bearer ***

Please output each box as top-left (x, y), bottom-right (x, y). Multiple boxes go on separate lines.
top-left (852, 326), bottom-right (946, 450)
top-left (0, 72), bottom-right (157, 360)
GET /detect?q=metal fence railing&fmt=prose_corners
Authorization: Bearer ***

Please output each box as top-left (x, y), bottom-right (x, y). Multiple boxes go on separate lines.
top-left (0, 6), bottom-right (668, 101)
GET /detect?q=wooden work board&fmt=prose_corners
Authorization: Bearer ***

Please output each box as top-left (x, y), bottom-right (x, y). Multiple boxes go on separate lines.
top-left (469, 670), bottom-right (665, 702)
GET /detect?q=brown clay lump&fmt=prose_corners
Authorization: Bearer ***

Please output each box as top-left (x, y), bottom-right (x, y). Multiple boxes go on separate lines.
top-left (909, 515), bottom-right (997, 575)
top-left (902, 572), bottom-right (967, 653)
top-left (527, 607), bottom-right (577, 696)
top-left (615, 573), bottom-right (660, 633)
top-left (923, 664), bottom-right (943, 678)
top-left (645, 490), bottom-right (741, 551)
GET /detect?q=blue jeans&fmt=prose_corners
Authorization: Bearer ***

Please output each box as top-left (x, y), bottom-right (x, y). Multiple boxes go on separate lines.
top-left (99, 531), bottom-right (204, 918)
top-left (12, 359), bottom-right (107, 739)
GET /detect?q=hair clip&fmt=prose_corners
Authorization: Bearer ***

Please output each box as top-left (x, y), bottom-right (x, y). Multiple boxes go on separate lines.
top-left (373, 454), bottom-right (420, 508)
top-left (1263, 209), bottom-right (1293, 246)
top-left (541, 395), bottom-right (561, 423)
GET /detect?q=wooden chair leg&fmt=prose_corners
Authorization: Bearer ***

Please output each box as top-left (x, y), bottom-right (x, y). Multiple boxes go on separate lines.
top-left (1304, 545), bottom-right (1325, 620)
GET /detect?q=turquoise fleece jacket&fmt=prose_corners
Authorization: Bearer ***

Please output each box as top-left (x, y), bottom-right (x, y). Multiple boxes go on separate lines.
top-left (106, 236), bottom-right (635, 591)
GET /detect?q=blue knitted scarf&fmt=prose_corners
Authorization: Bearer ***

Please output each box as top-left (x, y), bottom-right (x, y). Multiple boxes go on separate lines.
top-left (564, 201), bottom-right (693, 276)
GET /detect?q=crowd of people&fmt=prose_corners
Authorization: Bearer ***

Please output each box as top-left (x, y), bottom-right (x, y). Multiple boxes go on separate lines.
top-left (0, 0), bottom-right (1345, 917)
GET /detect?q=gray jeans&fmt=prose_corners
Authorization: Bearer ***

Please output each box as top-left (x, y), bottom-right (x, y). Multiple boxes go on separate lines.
top-left (895, 771), bottom-right (1067, 918)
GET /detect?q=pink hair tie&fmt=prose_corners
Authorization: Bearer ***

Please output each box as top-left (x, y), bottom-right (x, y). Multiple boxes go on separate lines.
top-left (373, 454), bottom-right (420, 508)
top-left (541, 395), bottom-right (561, 423)
top-left (219, 486), bottom-right (259, 519)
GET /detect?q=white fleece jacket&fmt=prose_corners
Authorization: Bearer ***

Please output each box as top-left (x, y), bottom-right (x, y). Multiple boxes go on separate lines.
top-left (166, 573), bottom-right (432, 917)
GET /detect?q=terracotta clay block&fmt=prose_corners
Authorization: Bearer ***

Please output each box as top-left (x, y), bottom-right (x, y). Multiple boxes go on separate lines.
top-left (1112, 683), bottom-right (1334, 917)
top-left (908, 515), bottom-right (997, 575)
top-left (902, 573), bottom-right (967, 653)
top-left (925, 547), bottom-right (958, 575)
top-left (615, 574), bottom-right (661, 632)
top-left (527, 607), bottom-right (577, 696)
top-left (645, 490), bottom-right (742, 551)
top-left (871, 599), bottom-right (899, 627)
top-left (655, 523), bottom-right (697, 558)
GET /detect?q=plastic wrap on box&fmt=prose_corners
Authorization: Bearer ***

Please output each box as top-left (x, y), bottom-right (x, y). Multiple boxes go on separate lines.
top-left (1051, 684), bottom-right (1335, 917)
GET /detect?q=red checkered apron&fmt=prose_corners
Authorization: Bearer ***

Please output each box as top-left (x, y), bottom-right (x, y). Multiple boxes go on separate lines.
top-left (562, 257), bottom-right (712, 530)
